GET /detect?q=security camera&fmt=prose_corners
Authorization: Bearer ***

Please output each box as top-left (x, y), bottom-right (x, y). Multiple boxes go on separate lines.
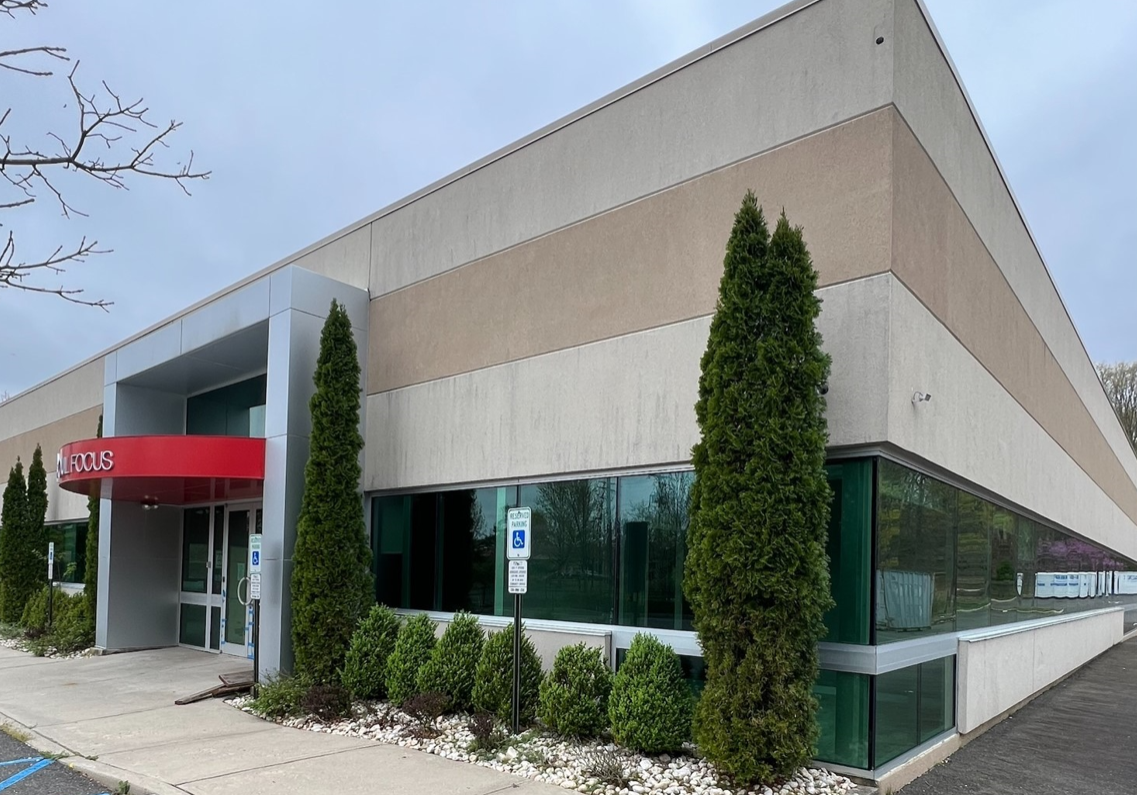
top-left (819, 381), bottom-right (829, 396)
top-left (912, 391), bottom-right (932, 405)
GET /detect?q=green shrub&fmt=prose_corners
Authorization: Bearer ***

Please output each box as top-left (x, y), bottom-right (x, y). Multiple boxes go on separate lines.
top-left (416, 612), bottom-right (484, 712)
top-left (302, 682), bottom-right (353, 721)
top-left (686, 195), bottom-right (832, 782)
top-left (538, 643), bottom-right (612, 738)
top-left (342, 605), bottom-right (401, 700)
top-left (251, 671), bottom-right (307, 718)
top-left (472, 626), bottom-right (542, 727)
top-left (19, 586), bottom-right (93, 655)
top-left (290, 301), bottom-right (374, 684)
top-left (385, 613), bottom-right (437, 705)
top-left (608, 634), bottom-right (692, 754)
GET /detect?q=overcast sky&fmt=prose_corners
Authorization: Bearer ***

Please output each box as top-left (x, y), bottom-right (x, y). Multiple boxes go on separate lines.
top-left (1, 0), bottom-right (1134, 398)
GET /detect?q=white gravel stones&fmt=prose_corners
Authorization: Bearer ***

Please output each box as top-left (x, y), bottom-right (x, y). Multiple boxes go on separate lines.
top-left (227, 696), bottom-right (856, 795)
top-left (0, 634), bottom-right (95, 659)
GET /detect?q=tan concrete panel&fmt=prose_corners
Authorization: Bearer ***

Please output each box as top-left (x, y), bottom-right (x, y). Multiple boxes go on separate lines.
top-left (892, 118), bottom-right (1137, 525)
top-left (0, 358), bottom-right (103, 439)
top-left (0, 405), bottom-right (102, 521)
top-left (368, 109), bottom-right (894, 395)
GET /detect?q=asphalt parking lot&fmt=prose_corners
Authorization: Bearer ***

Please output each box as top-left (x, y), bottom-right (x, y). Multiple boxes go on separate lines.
top-left (0, 730), bottom-right (108, 795)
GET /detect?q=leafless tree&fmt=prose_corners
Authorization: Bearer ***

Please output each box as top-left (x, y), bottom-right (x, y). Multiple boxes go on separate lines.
top-left (0, 0), bottom-right (209, 308)
top-left (1098, 361), bottom-right (1137, 452)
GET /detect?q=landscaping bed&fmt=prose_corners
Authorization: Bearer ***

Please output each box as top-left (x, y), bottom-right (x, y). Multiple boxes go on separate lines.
top-left (230, 695), bottom-right (856, 795)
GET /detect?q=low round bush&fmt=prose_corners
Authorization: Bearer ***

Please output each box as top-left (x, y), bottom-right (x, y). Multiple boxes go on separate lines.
top-left (385, 613), bottom-right (437, 705)
top-left (416, 611), bottom-right (484, 712)
top-left (302, 681), bottom-right (353, 721)
top-left (19, 586), bottom-right (94, 655)
top-left (608, 633), bottom-right (692, 753)
top-left (473, 625), bottom-right (542, 727)
top-left (341, 605), bottom-right (401, 700)
top-left (538, 643), bottom-right (613, 738)
top-left (251, 671), bottom-right (307, 718)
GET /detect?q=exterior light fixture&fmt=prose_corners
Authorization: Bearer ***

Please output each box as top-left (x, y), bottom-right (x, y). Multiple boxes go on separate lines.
top-left (912, 391), bottom-right (932, 406)
top-left (141, 497), bottom-right (160, 511)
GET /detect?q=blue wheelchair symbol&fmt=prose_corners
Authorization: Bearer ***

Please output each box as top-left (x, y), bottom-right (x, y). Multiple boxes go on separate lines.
top-left (511, 530), bottom-right (526, 549)
top-left (251, 551), bottom-right (260, 566)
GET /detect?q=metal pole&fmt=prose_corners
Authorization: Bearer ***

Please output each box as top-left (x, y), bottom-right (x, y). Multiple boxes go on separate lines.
top-left (253, 599), bottom-right (260, 690)
top-left (47, 575), bottom-right (54, 630)
top-left (511, 594), bottom-right (522, 734)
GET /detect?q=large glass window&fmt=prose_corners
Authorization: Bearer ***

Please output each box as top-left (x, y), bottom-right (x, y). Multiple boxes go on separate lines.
top-left (814, 669), bottom-right (871, 769)
top-left (181, 507), bottom-right (211, 593)
top-left (373, 487), bottom-right (514, 615)
top-left (46, 521), bottom-right (88, 584)
top-left (875, 459), bottom-right (1136, 642)
top-left (186, 374), bottom-right (267, 437)
top-left (873, 657), bottom-right (955, 767)
top-left (617, 472), bottom-right (694, 631)
top-left (823, 460), bottom-right (873, 644)
top-left (511, 478), bottom-right (617, 624)
top-left (876, 461), bottom-right (957, 641)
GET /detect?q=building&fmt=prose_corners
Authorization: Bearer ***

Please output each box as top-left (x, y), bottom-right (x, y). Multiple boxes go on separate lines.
top-left (2, 0), bottom-right (1135, 786)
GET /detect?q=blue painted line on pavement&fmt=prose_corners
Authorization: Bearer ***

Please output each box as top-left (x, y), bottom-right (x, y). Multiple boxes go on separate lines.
top-left (0, 757), bottom-right (52, 790)
top-left (0, 758), bottom-right (40, 767)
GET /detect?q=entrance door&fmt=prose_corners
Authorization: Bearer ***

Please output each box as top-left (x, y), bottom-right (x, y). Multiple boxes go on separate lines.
top-left (220, 504), bottom-right (261, 658)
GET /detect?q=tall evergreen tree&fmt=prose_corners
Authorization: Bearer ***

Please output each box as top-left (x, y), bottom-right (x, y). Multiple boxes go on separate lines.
top-left (0, 460), bottom-right (35, 624)
top-left (685, 193), bottom-right (833, 783)
top-left (290, 300), bottom-right (373, 683)
top-left (26, 445), bottom-right (48, 552)
top-left (84, 415), bottom-right (103, 621)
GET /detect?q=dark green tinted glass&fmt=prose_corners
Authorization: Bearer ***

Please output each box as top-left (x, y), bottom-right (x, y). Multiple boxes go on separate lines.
top-left (179, 603), bottom-right (207, 647)
top-left (186, 374), bottom-right (267, 437)
top-left (45, 521), bottom-right (87, 583)
top-left (617, 473), bottom-right (694, 630)
top-left (823, 460), bottom-right (873, 644)
top-left (438, 489), bottom-right (507, 614)
top-left (873, 657), bottom-right (956, 767)
top-left (955, 492), bottom-right (991, 631)
top-left (181, 508), bottom-right (211, 593)
top-left (508, 478), bottom-right (616, 624)
top-left (814, 669), bottom-right (870, 769)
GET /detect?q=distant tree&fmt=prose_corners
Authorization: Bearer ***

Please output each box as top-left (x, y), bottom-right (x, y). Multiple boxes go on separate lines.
top-left (0, 1), bottom-right (209, 307)
top-left (1098, 361), bottom-right (1137, 451)
top-left (686, 193), bottom-right (832, 783)
top-left (290, 300), bottom-right (373, 683)
top-left (0, 459), bottom-right (38, 623)
top-left (26, 444), bottom-right (46, 549)
top-left (83, 415), bottom-right (102, 620)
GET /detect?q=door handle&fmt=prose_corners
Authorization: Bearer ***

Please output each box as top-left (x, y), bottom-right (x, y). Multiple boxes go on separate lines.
top-left (237, 577), bottom-right (250, 606)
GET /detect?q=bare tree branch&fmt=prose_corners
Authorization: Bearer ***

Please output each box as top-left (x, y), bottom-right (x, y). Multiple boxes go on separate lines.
top-left (0, 0), bottom-right (208, 307)
top-left (1098, 362), bottom-right (1137, 452)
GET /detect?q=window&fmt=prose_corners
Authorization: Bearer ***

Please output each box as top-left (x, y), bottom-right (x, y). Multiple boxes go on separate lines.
top-left (875, 459), bottom-right (1135, 642)
top-left (46, 521), bottom-right (88, 584)
top-left (823, 460), bottom-right (873, 644)
top-left (815, 669), bottom-right (871, 769)
top-left (617, 473), bottom-right (694, 630)
top-left (186, 374), bottom-right (267, 437)
top-left (873, 657), bottom-right (955, 766)
top-left (509, 478), bottom-right (617, 624)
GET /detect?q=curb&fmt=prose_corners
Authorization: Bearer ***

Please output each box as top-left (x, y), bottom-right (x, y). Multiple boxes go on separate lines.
top-left (1, 712), bottom-right (183, 795)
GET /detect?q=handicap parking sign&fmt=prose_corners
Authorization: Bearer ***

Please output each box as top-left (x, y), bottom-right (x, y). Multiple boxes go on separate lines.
top-left (506, 508), bottom-right (531, 560)
top-left (251, 550), bottom-right (260, 566)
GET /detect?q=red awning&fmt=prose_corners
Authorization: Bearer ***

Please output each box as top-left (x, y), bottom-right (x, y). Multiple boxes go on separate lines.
top-left (57, 435), bottom-right (266, 506)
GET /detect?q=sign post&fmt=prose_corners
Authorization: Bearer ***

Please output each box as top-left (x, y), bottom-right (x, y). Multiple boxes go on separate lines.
top-left (506, 507), bottom-right (531, 734)
top-left (248, 533), bottom-right (262, 687)
top-left (46, 541), bottom-right (55, 630)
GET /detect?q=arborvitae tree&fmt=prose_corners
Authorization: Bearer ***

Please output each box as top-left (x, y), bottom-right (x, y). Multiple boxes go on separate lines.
top-left (290, 300), bottom-right (374, 683)
top-left (26, 445), bottom-right (48, 553)
top-left (685, 192), bottom-right (833, 783)
top-left (84, 415), bottom-right (103, 621)
top-left (0, 460), bottom-right (35, 623)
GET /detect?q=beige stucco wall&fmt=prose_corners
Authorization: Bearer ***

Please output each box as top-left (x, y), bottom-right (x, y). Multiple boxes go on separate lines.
top-left (367, 109), bottom-right (894, 395)
top-left (956, 610), bottom-right (1123, 733)
top-left (0, 405), bottom-right (102, 523)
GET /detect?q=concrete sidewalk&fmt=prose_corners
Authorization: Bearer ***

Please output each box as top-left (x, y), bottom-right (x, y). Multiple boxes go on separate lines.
top-left (0, 645), bottom-right (561, 795)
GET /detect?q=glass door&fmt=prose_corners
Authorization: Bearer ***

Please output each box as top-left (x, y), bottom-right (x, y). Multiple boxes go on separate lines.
top-left (220, 504), bottom-right (261, 658)
top-left (179, 506), bottom-right (224, 651)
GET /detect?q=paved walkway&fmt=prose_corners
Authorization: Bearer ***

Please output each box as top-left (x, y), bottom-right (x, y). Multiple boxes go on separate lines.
top-left (0, 645), bottom-right (561, 795)
top-left (904, 637), bottom-right (1137, 794)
